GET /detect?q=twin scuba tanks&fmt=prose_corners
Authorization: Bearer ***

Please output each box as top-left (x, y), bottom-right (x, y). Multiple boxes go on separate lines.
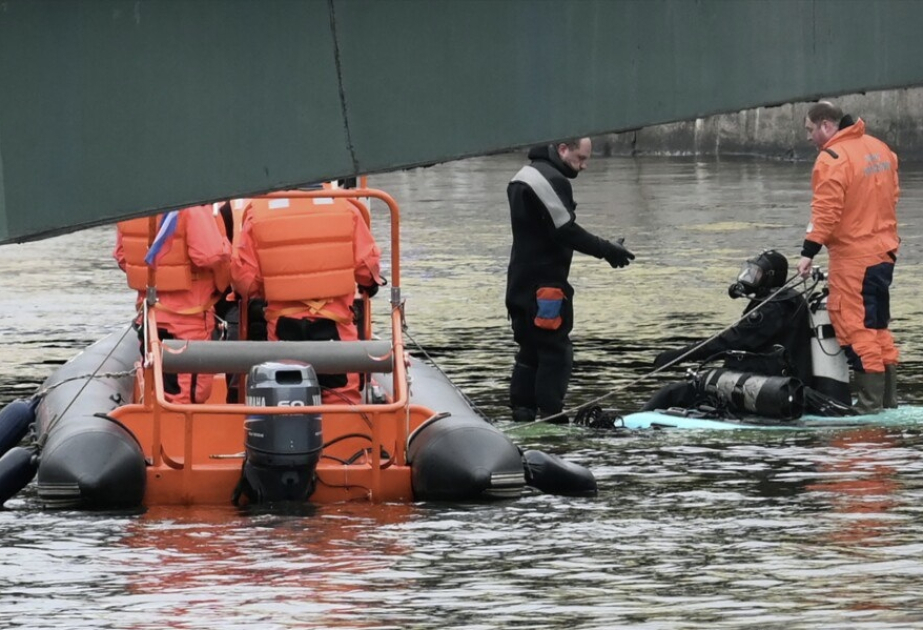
top-left (236, 361), bottom-right (324, 504)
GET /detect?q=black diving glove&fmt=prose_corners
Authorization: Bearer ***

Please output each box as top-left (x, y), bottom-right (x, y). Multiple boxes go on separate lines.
top-left (603, 238), bottom-right (635, 268)
top-left (653, 347), bottom-right (687, 369)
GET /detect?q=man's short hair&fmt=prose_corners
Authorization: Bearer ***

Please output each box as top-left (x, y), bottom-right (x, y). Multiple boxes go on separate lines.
top-left (558, 137), bottom-right (588, 150)
top-left (807, 101), bottom-right (844, 125)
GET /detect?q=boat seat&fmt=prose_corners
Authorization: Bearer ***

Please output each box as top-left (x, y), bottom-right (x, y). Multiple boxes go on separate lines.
top-left (160, 339), bottom-right (393, 375)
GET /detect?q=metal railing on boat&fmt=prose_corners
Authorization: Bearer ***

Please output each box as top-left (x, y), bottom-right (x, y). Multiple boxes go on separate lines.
top-left (122, 188), bottom-right (415, 504)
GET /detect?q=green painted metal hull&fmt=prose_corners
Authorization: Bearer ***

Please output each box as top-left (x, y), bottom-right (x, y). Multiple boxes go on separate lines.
top-left (4, 0), bottom-right (923, 243)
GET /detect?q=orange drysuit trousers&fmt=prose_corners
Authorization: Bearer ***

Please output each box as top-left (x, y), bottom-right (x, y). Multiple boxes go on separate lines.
top-left (827, 251), bottom-right (899, 373)
top-left (153, 310), bottom-right (217, 404)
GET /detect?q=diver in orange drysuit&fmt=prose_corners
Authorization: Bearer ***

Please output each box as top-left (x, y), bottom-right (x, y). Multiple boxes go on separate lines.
top-left (115, 205), bottom-right (232, 404)
top-left (230, 192), bottom-right (384, 405)
top-left (797, 101), bottom-right (900, 414)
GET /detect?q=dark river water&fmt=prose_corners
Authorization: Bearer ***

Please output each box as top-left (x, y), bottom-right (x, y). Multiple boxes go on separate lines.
top-left (2, 154), bottom-right (923, 629)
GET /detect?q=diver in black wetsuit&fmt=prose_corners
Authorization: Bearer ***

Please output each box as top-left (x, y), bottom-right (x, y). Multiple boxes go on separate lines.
top-left (505, 138), bottom-right (634, 424)
top-left (642, 250), bottom-right (853, 418)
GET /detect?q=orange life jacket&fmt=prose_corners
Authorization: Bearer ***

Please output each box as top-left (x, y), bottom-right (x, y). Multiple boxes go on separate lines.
top-left (248, 196), bottom-right (357, 303)
top-left (118, 214), bottom-right (195, 292)
top-left (119, 213), bottom-right (230, 297)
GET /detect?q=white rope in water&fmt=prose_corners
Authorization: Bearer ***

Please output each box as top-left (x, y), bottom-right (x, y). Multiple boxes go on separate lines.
top-left (34, 368), bottom-right (138, 400)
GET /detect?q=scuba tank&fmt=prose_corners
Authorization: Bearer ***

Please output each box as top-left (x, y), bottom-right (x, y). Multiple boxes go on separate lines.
top-left (807, 286), bottom-right (851, 406)
top-left (700, 368), bottom-right (805, 421)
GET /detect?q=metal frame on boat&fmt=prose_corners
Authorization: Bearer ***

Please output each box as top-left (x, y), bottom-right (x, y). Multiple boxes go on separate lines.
top-left (10, 186), bottom-right (596, 510)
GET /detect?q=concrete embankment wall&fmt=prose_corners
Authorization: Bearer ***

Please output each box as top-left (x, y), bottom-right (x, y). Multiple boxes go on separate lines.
top-left (596, 87), bottom-right (923, 162)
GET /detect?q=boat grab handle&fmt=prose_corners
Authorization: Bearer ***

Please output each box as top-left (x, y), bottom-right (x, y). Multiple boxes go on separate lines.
top-left (160, 340), bottom-right (393, 375)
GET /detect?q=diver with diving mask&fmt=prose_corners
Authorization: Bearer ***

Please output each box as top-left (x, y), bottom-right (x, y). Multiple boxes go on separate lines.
top-left (642, 250), bottom-right (854, 419)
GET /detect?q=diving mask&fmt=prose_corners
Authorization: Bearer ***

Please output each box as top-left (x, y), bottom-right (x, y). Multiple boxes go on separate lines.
top-left (727, 257), bottom-right (764, 298)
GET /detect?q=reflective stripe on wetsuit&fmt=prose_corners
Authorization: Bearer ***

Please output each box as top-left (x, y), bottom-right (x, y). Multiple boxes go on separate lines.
top-left (511, 165), bottom-right (571, 228)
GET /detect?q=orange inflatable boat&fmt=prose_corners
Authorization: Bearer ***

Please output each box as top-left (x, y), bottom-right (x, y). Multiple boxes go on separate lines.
top-left (1, 187), bottom-right (596, 509)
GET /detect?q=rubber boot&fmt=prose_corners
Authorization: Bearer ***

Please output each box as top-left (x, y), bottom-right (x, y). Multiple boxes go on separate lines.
top-left (510, 361), bottom-right (538, 415)
top-left (512, 407), bottom-right (536, 423)
top-left (883, 364), bottom-right (898, 409)
top-left (853, 371), bottom-right (886, 415)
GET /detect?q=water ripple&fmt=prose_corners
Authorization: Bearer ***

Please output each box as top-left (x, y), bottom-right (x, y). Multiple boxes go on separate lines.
top-left (3, 157), bottom-right (923, 628)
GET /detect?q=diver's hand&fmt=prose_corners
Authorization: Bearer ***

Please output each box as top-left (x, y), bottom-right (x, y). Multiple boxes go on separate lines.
top-left (604, 238), bottom-right (635, 268)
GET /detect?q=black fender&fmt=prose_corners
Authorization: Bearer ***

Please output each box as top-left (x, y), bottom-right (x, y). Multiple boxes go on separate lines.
top-left (0, 446), bottom-right (39, 506)
top-left (0, 398), bottom-right (37, 457)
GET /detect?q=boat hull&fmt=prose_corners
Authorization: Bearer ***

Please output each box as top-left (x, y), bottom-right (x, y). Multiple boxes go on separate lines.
top-left (24, 188), bottom-right (594, 510)
top-left (408, 414), bottom-right (525, 500)
top-left (31, 329), bottom-right (533, 508)
top-left (385, 355), bottom-right (526, 501)
top-left (34, 327), bottom-right (144, 508)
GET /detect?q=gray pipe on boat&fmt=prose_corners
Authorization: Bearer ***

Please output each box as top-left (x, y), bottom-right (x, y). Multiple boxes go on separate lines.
top-left (161, 339), bottom-right (393, 374)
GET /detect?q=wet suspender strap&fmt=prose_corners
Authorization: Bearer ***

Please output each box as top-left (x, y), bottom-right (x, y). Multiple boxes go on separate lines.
top-left (153, 293), bottom-right (222, 316)
top-left (510, 165), bottom-right (571, 228)
top-left (265, 300), bottom-right (352, 324)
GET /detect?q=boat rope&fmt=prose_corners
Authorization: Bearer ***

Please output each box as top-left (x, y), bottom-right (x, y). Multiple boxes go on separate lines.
top-left (33, 367), bottom-right (138, 401)
top-left (401, 327), bottom-right (494, 423)
top-left (30, 325), bottom-right (138, 447)
top-left (507, 273), bottom-right (815, 431)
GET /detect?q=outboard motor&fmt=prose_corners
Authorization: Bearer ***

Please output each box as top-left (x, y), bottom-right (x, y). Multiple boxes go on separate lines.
top-left (701, 368), bottom-right (805, 421)
top-left (808, 291), bottom-right (851, 406)
top-left (235, 361), bottom-right (324, 505)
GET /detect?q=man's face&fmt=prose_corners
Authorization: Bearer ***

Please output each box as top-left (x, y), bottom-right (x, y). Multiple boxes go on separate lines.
top-left (559, 139), bottom-right (591, 172)
top-left (805, 117), bottom-right (836, 150)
